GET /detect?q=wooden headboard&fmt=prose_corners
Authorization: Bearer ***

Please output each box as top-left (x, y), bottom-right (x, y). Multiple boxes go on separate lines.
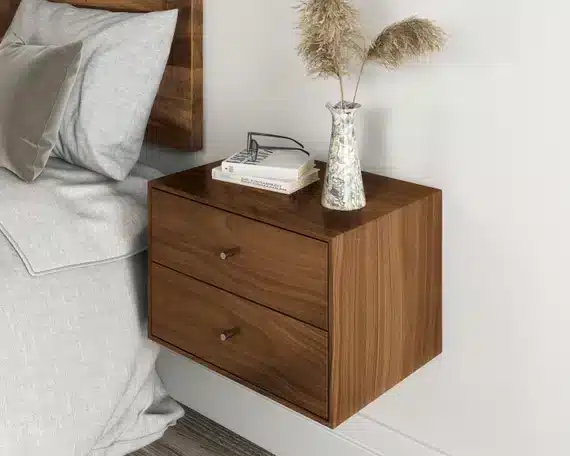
top-left (0, 0), bottom-right (203, 152)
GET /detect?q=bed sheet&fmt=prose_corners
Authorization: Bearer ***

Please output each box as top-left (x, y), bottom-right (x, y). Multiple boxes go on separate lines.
top-left (0, 159), bottom-right (183, 456)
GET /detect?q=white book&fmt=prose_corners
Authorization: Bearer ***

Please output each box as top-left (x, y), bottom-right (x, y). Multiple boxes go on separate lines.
top-left (221, 149), bottom-right (314, 180)
top-left (212, 166), bottom-right (319, 195)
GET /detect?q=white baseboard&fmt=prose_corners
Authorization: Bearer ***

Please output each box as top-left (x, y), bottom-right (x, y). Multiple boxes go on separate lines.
top-left (340, 414), bottom-right (449, 456)
top-left (157, 348), bottom-right (446, 456)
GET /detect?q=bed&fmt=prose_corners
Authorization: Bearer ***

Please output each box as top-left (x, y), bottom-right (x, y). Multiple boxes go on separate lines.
top-left (0, 0), bottom-right (203, 454)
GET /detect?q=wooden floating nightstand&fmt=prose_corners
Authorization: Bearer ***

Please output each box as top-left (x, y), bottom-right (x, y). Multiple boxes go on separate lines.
top-left (148, 160), bottom-right (442, 428)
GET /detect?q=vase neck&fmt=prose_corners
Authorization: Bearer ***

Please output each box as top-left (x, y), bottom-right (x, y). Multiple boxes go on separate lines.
top-left (328, 107), bottom-right (357, 140)
top-left (326, 101), bottom-right (361, 113)
top-left (327, 101), bottom-right (360, 126)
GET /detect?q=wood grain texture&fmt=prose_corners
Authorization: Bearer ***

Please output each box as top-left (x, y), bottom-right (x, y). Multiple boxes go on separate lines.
top-left (151, 336), bottom-right (329, 427)
top-left (329, 191), bottom-right (442, 427)
top-left (0, 0), bottom-right (19, 34)
top-left (1, 0), bottom-right (203, 152)
top-left (151, 0), bottom-right (203, 151)
top-left (148, 160), bottom-right (442, 428)
top-left (152, 161), bottom-right (438, 241)
top-left (0, 3), bottom-right (10, 34)
top-left (150, 189), bottom-right (329, 330)
top-left (151, 263), bottom-right (329, 419)
top-left (51, 0), bottom-right (164, 11)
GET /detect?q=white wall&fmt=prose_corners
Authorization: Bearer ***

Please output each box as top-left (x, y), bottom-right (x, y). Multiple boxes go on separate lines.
top-left (148, 1), bottom-right (570, 455)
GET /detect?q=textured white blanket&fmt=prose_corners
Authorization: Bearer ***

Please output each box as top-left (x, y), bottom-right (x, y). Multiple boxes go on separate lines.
top-left (0, 158), bottom-right (161, 276)
top-left (0, 160), bottom-right (183, 455)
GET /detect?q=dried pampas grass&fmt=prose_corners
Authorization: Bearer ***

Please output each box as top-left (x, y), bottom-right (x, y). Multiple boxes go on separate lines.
top-left (368, 17), bottom-right (446, 69)
top-left (296, 0), bottom-right (363, 107)
top-left (295, 1), bottom-right (447, 104)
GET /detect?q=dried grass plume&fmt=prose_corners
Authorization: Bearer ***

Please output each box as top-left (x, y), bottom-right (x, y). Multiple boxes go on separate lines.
top-left (296, 0), bottom-right (363, 107)
top-left (295, 1), bottom-right (447, 104)
top-left (367, 17), bottom-right (446, 69)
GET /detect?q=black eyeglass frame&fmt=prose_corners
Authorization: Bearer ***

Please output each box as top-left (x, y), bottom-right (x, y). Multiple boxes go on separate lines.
top-left (246, 132), bottom-right (310, 162)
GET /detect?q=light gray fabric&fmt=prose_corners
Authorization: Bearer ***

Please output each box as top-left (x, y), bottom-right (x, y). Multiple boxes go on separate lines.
top-left (0, 38), bottom-right (82, 182)
top-left (0, 159), bottom-right (183, 456)
top-left (3, 0), bottom-right (178, 180)
top-left (0, 157), bottom-right (161, 275)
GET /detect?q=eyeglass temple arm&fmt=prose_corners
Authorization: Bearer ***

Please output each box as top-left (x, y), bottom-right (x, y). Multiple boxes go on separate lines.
top-left (247, 132), bottom-right (305, 150)
top-left (260, 146), bottom-right (310, 156)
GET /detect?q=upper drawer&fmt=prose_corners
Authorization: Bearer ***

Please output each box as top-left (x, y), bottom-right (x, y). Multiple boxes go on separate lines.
top-left (150, 263), bottom-right (329, 419)
top-left (150, 190), bottom-right (328, 330)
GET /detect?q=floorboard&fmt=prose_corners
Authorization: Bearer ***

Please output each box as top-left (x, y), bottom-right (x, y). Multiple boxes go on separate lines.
top-left (131, 406), bottom-right (274, 456)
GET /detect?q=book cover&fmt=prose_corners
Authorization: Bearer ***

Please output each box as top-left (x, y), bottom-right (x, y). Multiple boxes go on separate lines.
top-left (221, 149), bottom-right (314, 180)
top-left (212, 166), bottom-right (319, 195)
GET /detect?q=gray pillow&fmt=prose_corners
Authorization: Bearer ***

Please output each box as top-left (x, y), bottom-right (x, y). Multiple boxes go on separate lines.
top-left (3, 0), bottom-right (178, 180)
top-left (0, 38), bottom-right (82, 182)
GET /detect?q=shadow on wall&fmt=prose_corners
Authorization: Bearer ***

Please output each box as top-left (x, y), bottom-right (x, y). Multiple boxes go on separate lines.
top-left (358, 107), bottom-right (391, 176)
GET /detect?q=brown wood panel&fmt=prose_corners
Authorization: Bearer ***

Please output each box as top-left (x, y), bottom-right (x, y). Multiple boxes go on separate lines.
top-left (151, 336), bottom-right (330, 426)
top-left (152, 161), bottom-right (439, 241)
top-left (329, 191), bottom-right (442, 427)
top-left (1, 0), bottom-right (203, 152)
top-left (0, 7), bottom-right (10, 36)
top-left (147, 93), bottom-right (201, 151)
top-left (399, 192), bottom-right (442, 374)
top-left (0, 1), bottom-right (19, 35)
top-left (150, 189), bottom-right (329, 330)
top-left (160, 0), bottom-right (203, 151)
top-left (151, 263), bottom-right (329, 419)
top-left (51, 0), bottom-right (165, 12)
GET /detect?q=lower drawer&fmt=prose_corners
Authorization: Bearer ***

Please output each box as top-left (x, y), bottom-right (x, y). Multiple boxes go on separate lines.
top-left (150, 263), bottom-right (329, 419)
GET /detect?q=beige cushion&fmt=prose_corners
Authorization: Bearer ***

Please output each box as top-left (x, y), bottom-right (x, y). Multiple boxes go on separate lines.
top-left (0, 38), bottom-right (82, 182)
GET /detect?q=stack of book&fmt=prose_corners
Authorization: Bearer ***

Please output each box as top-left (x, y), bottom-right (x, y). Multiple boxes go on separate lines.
top-left (212, 149), bottom-right (319, 195)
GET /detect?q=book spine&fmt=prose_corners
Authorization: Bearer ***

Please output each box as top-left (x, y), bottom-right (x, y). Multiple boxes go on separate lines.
top-left (220, 161), bottom-right (313, 180)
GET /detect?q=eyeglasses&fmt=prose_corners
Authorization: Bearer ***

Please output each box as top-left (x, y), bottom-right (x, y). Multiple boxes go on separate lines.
top-left (246, 132), bottom-right (310, 162)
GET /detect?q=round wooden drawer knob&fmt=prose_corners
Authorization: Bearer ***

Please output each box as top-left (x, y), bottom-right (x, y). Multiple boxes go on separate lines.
top-left (219, 247), bottom-right (240, 260)
top-left (220, 328), bottom-right (240, 342)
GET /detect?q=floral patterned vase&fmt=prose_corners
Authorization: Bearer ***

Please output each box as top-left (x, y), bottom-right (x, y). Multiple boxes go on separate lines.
top-left (321, 102), bottom-right (366, 211)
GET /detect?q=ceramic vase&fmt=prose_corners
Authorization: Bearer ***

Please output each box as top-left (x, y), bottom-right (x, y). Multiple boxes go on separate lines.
top-left (321, 102), bottom-right (366, 211)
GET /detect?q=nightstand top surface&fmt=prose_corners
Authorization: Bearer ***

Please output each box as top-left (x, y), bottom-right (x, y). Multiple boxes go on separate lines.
top-left (151, 161), bottom-right (440, 241)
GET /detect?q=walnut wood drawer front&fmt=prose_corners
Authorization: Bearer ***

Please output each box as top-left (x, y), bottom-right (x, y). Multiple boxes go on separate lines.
top-left (150, 263), bottom-right (329, 419)
top-left (151, 190), bottom-right (329, 330)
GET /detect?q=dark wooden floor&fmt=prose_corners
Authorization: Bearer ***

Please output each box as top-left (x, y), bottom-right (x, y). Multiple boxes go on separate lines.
top-left (131, 407), bottom-right (273, 456)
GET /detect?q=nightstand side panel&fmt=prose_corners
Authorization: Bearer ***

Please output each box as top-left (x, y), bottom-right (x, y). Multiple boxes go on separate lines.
top-left (329, 221), bottom-right (380, 427)
top-left (397, 191), bottom-right (442, 374)
top-left (329, 191), bottom-right (442, 427)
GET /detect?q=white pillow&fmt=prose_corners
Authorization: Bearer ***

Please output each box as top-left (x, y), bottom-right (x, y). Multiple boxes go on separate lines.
top-left (3, 0), bottom-right (178, 180)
